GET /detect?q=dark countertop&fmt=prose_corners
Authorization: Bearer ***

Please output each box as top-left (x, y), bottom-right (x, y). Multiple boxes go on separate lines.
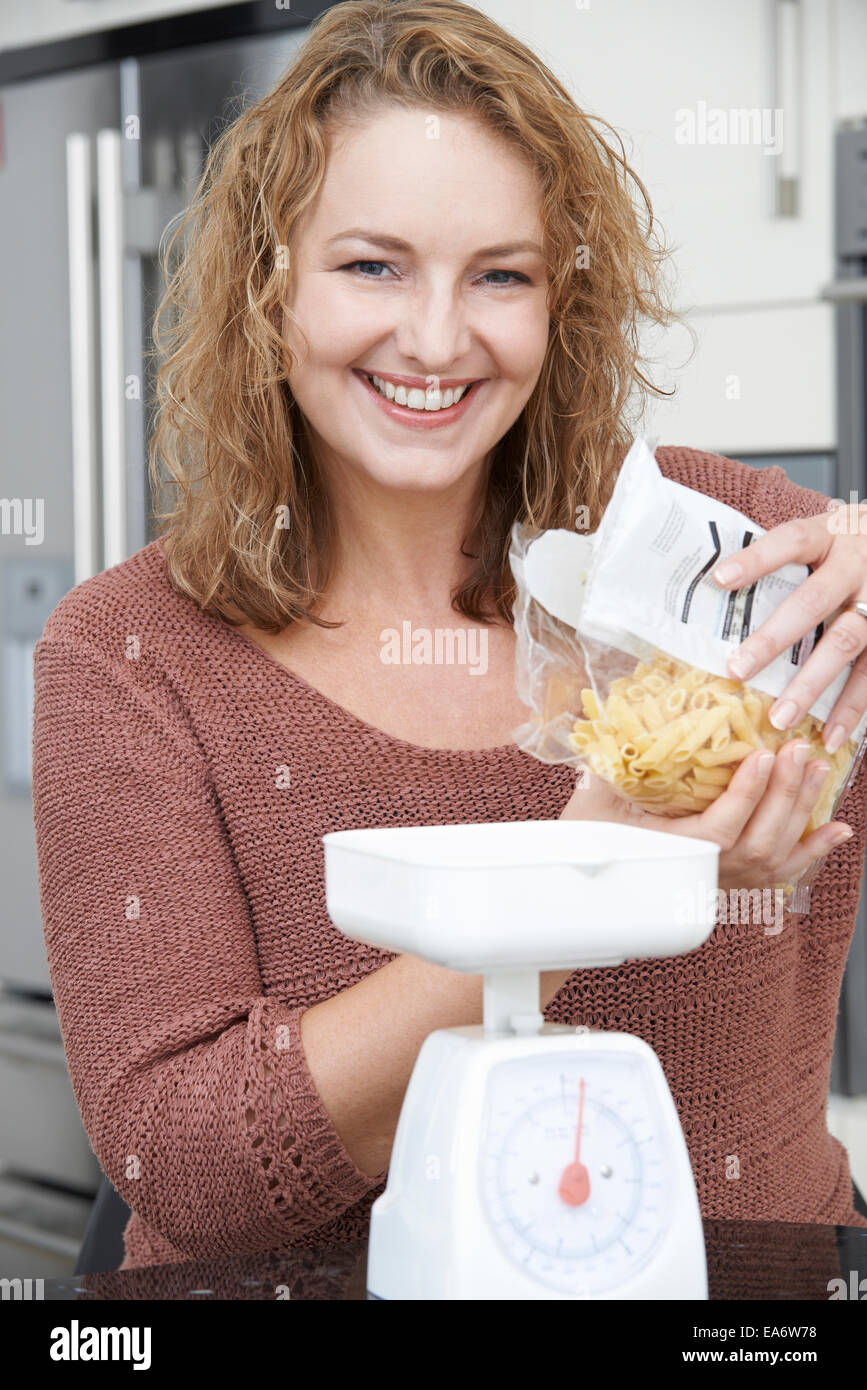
top-left (32, 1218), bottom-right (867, 1300)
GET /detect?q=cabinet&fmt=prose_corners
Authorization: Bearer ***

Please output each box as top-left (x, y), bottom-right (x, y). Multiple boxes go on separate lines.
top-left (0, 0), bottom-right (239, 51)
top-left (0, 995), bottom-right (100, 1192)
top-left (504, 0), bottom-right (835, 308)
top-left (646, 300), bottom-right (837, 455)
top-left (499, 0), bottom-right (864, 451)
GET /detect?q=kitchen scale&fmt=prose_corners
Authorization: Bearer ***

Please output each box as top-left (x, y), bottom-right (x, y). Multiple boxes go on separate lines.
top-left (323, 818), bottom-right (718, 1300)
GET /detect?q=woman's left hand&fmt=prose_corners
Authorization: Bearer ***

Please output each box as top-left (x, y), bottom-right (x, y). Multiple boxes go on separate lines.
top-left (713, 505), bottom-right (867, 754)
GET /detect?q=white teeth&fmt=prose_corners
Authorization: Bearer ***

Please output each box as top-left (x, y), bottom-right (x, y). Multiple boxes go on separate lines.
top-left (369, 374), bottom-right (469, 411)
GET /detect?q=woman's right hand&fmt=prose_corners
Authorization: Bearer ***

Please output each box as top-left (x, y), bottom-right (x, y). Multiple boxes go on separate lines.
top-left (558, 740), bottom-right (854, 893)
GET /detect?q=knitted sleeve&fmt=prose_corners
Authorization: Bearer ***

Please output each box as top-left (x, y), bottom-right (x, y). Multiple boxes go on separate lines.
top-left (738, 459), bottom-right (835, 528)
top-left (31, 633), bottom-right (384, 1262)
top-left (656, 445), bottom-right (834, 529)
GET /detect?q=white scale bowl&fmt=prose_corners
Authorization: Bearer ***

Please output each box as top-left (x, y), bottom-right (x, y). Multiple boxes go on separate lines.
top-left (323, 819), bottom-right (719, 973)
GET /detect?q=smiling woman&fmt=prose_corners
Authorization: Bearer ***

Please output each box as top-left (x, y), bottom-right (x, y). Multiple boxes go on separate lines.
top-left (148, 1), bottom-right (679, 636)
top-left (30, 0), bottom-right (867, 1281)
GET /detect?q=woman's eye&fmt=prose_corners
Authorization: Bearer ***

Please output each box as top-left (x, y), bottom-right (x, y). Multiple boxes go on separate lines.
top-left (342, 260), bottom-right (392, 278)
top-left (480, 269), bottom-right (530, 286)
top-left (340, 261), bottom-right (530, 285)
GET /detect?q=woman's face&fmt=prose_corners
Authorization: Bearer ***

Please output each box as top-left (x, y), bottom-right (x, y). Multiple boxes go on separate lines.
top-left (282, 105), bottom-right (551, 495)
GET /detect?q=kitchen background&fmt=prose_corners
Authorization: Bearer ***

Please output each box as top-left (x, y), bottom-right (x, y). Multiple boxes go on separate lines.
top-left (1, 0), bottom-right (866, 1276)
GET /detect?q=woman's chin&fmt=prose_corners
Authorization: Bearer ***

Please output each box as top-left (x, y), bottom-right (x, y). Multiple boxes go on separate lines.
top-left (334, 444), bottom-right (484, 493)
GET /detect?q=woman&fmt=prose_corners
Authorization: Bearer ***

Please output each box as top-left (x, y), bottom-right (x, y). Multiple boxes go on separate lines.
top-left (32, 0), bottom-right (867, 1275)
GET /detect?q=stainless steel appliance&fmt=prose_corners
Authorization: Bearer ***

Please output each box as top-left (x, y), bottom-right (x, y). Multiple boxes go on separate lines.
top-left (824, 120), bottom-right (867, 1096)
top-left (0, 0), bottom-right (328, 1276)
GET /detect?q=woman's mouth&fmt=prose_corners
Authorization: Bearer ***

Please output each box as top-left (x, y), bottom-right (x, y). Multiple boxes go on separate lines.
top-left (352, 369), bottom-right (484, 428)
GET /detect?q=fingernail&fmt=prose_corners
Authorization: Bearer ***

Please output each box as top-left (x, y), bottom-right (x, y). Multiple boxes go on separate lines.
top-left (810, 761), bottom-right (831, 778)
top-left (833, 825), bottom-right (854, 843)
top-left (728, 652), bottom-right (756, 679)
top-left (757, 751), bottom-right (775, 772)
top-left (824, 723), bottom-right (846, 755)
top-left (769, 700), bottom-right (798, 730)
top-left (714, 561), bottom-right (742, 584)
top-left (792, 741), bottom-right (811, 767)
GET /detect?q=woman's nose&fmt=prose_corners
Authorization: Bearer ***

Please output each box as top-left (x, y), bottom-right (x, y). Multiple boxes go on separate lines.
top-left (393, 284), bottom-right (473, 374)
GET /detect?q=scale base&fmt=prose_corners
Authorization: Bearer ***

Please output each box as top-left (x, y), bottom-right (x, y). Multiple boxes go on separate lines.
top-left (366, 1025), bottom-right (708, 1301)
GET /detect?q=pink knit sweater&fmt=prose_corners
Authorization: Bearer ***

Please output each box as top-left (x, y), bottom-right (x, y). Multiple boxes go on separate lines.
top-left (31, 444), bottom-right (867, 1272)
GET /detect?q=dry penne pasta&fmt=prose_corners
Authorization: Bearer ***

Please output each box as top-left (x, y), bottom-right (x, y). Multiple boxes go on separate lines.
top-left (667, 793), bottom-right (705, 812)
top-left (606, 694), bottom-right (645, 743)
top-left (632, 715), bottom-right (692, 768)
top-left (693, 742), bottom-right (753, 767)
top-left (670, 746), bottom-right (696, 764)
top-left (563, 647), bottom-right (860, 832)
top-left (682, 667), bottom-right (708, 690)
top-left (595, 731), bottom-right (623, 765)
top-left (714, 692), bottom-right (763, 747)
top-left (683, 780), bottom-right (720, 801)
top-left (743, 689), bottom-right (763, 725)
top-left (581, 688), bottom-right (602, 720)
top-left (691, 765), bottom-right (733, 786)
top-left (638, 694), bottom-right (666, 731)
top-left (709, 721), bottom-right (732, 753)
top-left (642, 673), bottom-right (668, 694)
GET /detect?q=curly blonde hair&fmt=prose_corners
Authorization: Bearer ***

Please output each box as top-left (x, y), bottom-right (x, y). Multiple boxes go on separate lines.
top-left (149, 0), bottom-right (681, 633)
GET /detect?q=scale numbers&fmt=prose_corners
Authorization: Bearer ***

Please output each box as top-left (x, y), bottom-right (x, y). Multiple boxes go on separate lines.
top-left (479, 1051), bottom-right (673, 1295)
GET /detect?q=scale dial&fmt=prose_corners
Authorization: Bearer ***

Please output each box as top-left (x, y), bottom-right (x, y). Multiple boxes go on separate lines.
top-left (480, 1050), bottom-right (674, 1295)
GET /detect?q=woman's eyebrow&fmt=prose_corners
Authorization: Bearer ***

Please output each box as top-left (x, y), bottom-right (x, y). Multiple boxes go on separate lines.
top-left (324, 228), bottom-right (543, 257)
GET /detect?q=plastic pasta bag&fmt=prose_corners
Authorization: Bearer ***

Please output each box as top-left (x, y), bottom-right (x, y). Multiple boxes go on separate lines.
top-left (509, 436), bottom-right (867, 914)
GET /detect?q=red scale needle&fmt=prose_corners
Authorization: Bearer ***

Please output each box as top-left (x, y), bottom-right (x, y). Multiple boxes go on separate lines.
top-left (558, 1077), bottom-right (591, 1206)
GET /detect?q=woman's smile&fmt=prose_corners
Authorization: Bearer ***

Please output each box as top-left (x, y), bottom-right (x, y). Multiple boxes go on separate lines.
top-left (351, 367), bottom-right (487, 429)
